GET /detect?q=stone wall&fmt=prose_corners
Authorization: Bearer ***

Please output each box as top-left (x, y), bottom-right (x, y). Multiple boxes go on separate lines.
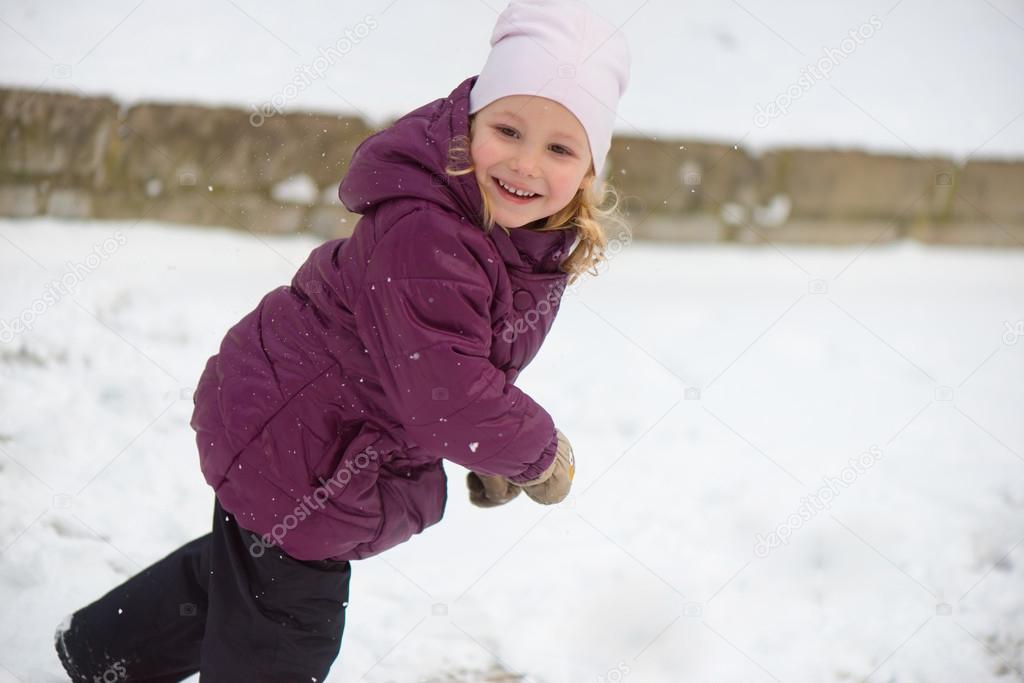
top-left (610, 139), bottom-right (1024, 246)
top-left (0, 87), bottom-right (373, 238)
top-left (2, 86), bottom-right (1022, 246)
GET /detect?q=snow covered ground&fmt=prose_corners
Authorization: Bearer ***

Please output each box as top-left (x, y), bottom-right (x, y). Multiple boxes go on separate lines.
top-left (1, 0), bottom-right (1022, 162)
top-left (1, 216), bottom-right (1022, 681)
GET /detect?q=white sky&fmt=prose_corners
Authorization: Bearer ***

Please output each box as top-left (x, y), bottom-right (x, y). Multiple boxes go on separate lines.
top-left (1, 0), bottom-right (1022, 162)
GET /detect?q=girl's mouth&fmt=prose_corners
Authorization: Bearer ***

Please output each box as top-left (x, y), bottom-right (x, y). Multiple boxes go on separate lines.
top-left (492, 176), bottom-right (542, 205)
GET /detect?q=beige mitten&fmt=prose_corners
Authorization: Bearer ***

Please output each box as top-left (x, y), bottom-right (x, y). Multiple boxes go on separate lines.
top-left (519, 428), bottom-right (575, 505)
top-left (466, 471), bottom-right (522, 508)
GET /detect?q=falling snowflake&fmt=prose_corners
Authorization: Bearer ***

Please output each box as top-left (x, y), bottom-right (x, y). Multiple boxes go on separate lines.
top-left (468, 442), bottom-right (479, 453)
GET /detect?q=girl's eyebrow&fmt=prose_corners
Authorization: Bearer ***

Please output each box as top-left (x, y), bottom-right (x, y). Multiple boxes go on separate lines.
top-left (494, 110), bottom-right (583, 146)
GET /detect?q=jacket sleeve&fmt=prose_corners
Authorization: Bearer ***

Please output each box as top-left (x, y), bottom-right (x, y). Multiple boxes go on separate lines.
top-left (352, 209), bottom-right (558, 483)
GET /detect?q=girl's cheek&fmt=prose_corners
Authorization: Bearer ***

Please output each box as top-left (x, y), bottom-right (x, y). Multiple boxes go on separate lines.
top-left (475, 138), bottom-right (502, 160)
top-left (553, 171), bottom-right (575, 196)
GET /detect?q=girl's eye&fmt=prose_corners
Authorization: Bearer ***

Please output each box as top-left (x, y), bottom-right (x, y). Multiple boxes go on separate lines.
top-left (495, 126), bottom-right (573, 157)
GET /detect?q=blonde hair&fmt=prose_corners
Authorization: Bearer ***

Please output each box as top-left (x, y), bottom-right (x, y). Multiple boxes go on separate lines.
top-left (444, 115), bottom-right (631, 287)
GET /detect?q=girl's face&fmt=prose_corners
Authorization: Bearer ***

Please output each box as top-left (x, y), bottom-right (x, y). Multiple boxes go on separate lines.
top-left (470, 95), bottom-right (593, 229)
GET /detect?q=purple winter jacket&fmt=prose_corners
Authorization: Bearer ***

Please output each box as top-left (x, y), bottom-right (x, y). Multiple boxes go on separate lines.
top-left (189, 74), bottom-right (578, 562)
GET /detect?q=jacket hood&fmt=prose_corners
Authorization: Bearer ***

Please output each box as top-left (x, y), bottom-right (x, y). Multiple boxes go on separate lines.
top-left (338, 74), bottom-right (577, 275)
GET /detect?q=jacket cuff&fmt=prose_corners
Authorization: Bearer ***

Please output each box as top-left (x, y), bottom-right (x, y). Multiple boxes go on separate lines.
top-left (508, 428), bottom-right (559, 484)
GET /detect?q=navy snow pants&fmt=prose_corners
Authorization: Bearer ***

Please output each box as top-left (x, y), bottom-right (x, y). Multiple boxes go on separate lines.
top-left (54, 496), bottom-right (352, 681)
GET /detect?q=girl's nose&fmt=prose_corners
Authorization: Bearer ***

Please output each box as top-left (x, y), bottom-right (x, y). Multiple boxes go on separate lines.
top-left (511, 150), bottom-right (541, 177)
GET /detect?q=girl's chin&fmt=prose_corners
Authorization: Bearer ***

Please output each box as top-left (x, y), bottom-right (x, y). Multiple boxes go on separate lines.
top-left (493, 204), bottom-right (552, 229)
top-left (497, 217), bottom-right (530, 229)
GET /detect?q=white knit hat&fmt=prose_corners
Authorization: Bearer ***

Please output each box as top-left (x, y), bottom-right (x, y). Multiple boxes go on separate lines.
top-left (469, 0), bottom-right (631, 180)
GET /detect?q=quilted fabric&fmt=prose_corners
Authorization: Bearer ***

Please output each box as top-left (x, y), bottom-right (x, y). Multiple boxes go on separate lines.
top-left (190, 75), bottom-right (577, 561)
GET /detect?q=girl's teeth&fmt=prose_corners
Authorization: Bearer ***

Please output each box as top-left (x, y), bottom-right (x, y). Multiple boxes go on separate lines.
top-left (498, 179), bottom-right (536, 197)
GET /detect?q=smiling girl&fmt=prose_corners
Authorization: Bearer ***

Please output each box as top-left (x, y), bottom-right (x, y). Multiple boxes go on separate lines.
top-left (55, 1), bottom-right (630, 680)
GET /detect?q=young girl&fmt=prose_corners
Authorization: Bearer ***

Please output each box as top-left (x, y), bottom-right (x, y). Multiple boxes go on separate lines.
top-left (55, 1), bottom-right (630, 679)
